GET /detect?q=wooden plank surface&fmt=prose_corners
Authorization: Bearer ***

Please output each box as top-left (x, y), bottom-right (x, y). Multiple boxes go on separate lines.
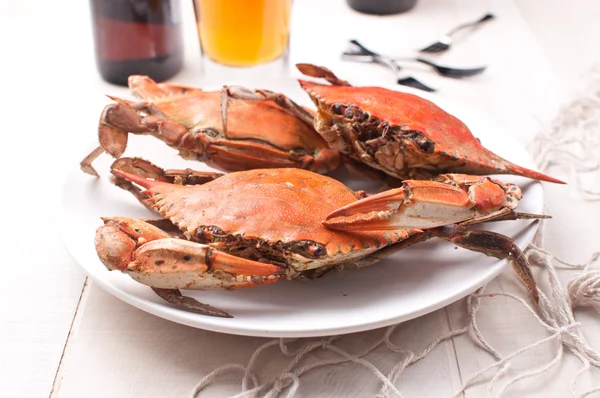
top-left (0, 2), bottom-right (94, 397)
top-left (54, 286), bottom-right (463, 398)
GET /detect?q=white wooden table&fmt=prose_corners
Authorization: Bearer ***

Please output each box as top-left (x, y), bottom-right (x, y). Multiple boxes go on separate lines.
top-left (2, 0), bottom-right (599, 397)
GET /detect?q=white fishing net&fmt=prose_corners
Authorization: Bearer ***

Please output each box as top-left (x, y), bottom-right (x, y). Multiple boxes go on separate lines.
top-left (191, 68), bottom-right (600, 398)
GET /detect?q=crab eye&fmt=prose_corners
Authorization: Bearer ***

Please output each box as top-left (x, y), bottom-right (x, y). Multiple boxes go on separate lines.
top-left (201, 128), bottom-right (221, 138)
top-left (285, 240), bottom-right (327, 258)
top-left (356, 112), bottom-right (368, 122)
top-left (415, 137), bottom-right (435, 153)
top-left (331, 104), bottom-right (346, 115)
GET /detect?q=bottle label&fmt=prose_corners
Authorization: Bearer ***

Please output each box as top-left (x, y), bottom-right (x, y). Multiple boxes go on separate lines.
top-left (94, 17), bottom-right (181, 61)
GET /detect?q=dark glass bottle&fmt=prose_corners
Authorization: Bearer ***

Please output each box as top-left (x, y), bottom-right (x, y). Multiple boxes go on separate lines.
top-left (90, 0), bottom-right (183, 86)
top-left (347, 0), bottom-right (417, 15)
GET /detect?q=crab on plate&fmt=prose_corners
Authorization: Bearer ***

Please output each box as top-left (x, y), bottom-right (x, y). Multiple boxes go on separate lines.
top-left (94, 158), bottom-right (543, 318)
top-left (81, 75), bottom-right (342, 177)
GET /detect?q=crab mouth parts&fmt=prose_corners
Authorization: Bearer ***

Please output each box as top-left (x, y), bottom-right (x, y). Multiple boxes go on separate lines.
top-left (313, 101), bottom-right (452, 180)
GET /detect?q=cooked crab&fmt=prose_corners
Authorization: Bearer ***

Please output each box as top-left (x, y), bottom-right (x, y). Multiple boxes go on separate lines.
top-left (80, 75), bottom-right (342, 177)
top-left (94, 158), bottom-right (542, 317)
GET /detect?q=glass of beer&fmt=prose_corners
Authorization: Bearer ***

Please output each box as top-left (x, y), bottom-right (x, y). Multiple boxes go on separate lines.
top-left (192, 0), bottom-right (293, 80)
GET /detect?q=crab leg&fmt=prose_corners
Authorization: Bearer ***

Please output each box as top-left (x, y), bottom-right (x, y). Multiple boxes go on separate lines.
top-left (151, 288), bottom-right (229, 318)
top-left (431, 225), bottom-right (538, 302)
top-left (358, 224), bottom-right (539, 302)
top-left (203, 139), bottom-right (339, 172)
top-left (96, 217), bottom-right (284, 317)
top-left (80, 146), bottom-right (105, 177)
top-left (111, 157), bottom-right (224, 185)
top-left (109, 158), bottom-right (224, 215)
top-left (79, 99), bottom-right (189, 176)
top-left (296, 64), bottom-right (352, 86)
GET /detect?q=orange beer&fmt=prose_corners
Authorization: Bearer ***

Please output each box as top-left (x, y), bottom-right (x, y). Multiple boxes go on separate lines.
top-left (194, 0), bottom-right (292, 67)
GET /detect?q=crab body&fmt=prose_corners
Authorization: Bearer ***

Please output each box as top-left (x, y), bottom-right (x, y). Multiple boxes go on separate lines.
top-left (95, 159), bottom-right (540, 317)
top-left (81, 76), bottom-right (342, 176)
top-left (292, 64), bottom-right (563, 184)
top-left (104, 167), bottom-right (413, 278)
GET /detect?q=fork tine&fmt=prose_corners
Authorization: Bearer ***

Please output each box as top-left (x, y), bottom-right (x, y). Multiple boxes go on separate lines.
top-left (412, 57), bottom-right (486, 77)
top-left (419, 42), bottom-right (449, 53)
top-left (445, 66), bottom-right (486, 77)
top-left (397, 77), bottom-right (436, 92)
top-left (418, 13), bottom-right (495, 53)
top-left (458, 67), bottom-right (487, 77)
top-left (437, 68), bottom-right (484, 78)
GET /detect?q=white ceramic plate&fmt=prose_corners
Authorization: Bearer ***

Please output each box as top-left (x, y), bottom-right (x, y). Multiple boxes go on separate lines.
top-left (59, 79), bottom-right (544, 338)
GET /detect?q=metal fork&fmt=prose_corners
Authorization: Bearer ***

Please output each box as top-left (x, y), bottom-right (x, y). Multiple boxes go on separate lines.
top-left (419, 13), bottom-right (495, 53)
top-left (342, 40), bottom-right (437, 92)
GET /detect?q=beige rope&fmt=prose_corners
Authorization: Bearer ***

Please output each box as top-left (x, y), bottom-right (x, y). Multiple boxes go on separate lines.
top-left (529, 64), bottom-right (600, 202)
top-left (568, 271), bottom-right (600, 314)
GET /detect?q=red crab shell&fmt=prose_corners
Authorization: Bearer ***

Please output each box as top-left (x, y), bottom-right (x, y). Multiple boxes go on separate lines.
top-left (298, 79), bottom-right (563, 184)
top-left (81, 76), bottom-right (343, 177)
top-left (120, 167), bottom-right (416, 273)
top-left (133, 79), bottom-right (330, 165)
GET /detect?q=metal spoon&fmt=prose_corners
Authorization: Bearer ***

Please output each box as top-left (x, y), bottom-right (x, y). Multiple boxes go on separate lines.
top-left (392, 56), bottom-right (486, 78)
top-left (348, 40), bottom-right (486, 78)
top-left (341, 53), bottom-right (436, 92)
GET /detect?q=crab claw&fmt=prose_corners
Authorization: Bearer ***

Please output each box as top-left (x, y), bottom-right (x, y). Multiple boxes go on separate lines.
top-left (95, 217), bottom-right (285, 317)
top-left (95, 217), bottom-right (171, 271)
top-left (96, 217), bottom-right (283, 289)
top-left (323, 178), bottom-right (540, 303)
top-left (125, 238), bottom-right (283, 290)
top-left (323, 176), bottom-right (524, 231)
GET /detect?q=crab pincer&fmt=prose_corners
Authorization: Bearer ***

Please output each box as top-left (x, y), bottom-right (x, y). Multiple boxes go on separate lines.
top-left (96, 215), bottom-right (284, 318)
top-left (323, 174), bottom-right (541, 303)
